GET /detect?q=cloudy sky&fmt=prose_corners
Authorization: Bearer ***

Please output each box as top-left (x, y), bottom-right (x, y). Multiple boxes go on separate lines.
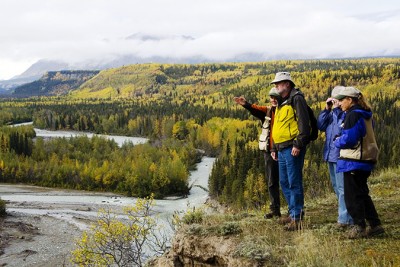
top-left (1, 0), bottom-right (399, 80)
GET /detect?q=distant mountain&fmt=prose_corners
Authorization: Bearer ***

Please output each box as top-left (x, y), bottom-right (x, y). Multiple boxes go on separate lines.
top-left (0, 76), bottom-right (38, 95)
top-left (2, 28), bottom-right (399, 96)
top-left (0, 31), bottom-right (263, 94)
top-left (0, 60), bottom-right (70, 94)
top-left (12, 70), bottom-right (100, 97)
top-left (0, 55), bottom-right (209, 95)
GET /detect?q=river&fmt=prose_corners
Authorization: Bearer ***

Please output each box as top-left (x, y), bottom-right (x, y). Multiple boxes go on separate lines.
top-left (14, 121), bottom-right (149, 147)
top-left (0, 156), bottom-right (215, 229)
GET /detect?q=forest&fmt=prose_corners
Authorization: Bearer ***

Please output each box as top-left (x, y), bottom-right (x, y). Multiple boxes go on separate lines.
top-left (0, 57), bottom-right (399, 208)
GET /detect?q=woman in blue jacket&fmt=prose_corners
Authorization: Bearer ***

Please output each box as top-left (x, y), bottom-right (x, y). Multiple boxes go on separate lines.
top-left (334, 87), bottom-right (384, 239)
top-left (318, 86), bottom-right (353, 227)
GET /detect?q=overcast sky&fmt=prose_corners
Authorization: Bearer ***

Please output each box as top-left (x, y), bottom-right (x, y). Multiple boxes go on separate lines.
top-left (1, 0), bottom-right (399, 80)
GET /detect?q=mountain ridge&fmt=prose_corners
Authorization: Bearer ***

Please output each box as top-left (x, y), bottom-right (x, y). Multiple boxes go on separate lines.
top-left (12, 70), bottom-right (100, 97)
top-left (2, 54), bottom-right (399, 95)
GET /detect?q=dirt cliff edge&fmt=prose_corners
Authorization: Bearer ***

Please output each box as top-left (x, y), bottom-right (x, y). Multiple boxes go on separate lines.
top-left (149, 228), bottom-right (260, 267)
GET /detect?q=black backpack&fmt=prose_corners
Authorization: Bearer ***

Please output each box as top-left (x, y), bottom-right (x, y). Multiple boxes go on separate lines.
top-left (291, 93), bottom-right (318, 142)
top-left (305, 105), bottom-right (318, 141)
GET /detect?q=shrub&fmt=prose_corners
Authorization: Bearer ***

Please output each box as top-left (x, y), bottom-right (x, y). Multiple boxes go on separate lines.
top-left (217, 221), bottom-right (242, 236)
top-left (71, 195), bottom-right (169, 266)
top-left (181, 207), bottom-right (204, 225)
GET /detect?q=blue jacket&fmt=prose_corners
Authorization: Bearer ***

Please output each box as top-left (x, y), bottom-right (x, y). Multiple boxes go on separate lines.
top-left (334, 105), bottom-right (375, 172)
top-left (317, 107), bottom-right (344, 163)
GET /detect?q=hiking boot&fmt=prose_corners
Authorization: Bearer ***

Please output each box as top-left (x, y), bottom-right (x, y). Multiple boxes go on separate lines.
top-left (284, 220), bottom-right (302, 231)
top-left (347, 225), bottom-right (367, 239)
top-left (367, 225), bottom-right (385, 237)
top-left (277, 216), bottom-right (292, 225)
top-left (264, 211), bottom-right (281, 219)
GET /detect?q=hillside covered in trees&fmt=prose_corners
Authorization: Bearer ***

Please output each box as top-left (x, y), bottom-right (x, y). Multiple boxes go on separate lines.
top-left (12, 70), bottom-right (100, 97)
top-left (0, 58), bottom-right (399, 208)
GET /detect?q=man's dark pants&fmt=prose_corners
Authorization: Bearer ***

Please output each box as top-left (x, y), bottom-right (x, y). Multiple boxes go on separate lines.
top-left (264, 151), bottom-right (280, 214)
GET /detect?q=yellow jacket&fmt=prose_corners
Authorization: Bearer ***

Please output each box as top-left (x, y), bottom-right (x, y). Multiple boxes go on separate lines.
top-left (272, 89), bottom-right (310, 150)
top-left (272, 104), bottom-right (299, 144)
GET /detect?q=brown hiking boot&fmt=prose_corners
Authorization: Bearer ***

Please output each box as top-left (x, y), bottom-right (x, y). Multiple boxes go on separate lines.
top-left (347, 225), bottom-right (367, 239)
top-left (367, 225), bottom-right (385, 237)
top-left (284, 220), bottom-right (302, 231)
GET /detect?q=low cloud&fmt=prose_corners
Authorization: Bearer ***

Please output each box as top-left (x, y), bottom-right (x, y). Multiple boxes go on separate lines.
top-left (0, 0), bottom-right (399, 80)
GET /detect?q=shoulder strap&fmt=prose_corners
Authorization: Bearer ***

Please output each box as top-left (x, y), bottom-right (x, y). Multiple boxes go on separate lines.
top-left (287, 89), bottom-right (302, 106)
top-left (290, 90), bottom-right (303, 120)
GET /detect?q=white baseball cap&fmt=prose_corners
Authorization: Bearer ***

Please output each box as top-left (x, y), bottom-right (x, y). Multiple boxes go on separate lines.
top-left (331, 86), bottom-right (345, 98)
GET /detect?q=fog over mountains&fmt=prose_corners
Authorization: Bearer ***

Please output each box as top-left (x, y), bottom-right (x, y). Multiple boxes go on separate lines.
top-left (12, 33), bottom-right (202, 79)
top-left (0, 32), bottom-right (274, 94)
top-left (1, 31), bottom-right (399, 95)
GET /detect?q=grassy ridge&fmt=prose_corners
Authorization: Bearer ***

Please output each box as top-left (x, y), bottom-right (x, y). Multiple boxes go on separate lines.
top-left (181, 167), bottom-right (400, 266)
top-left (68, 58), bottom-right (400, 104)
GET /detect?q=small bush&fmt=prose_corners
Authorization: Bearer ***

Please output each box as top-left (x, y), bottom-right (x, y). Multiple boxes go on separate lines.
top-left (182, 207), bottom-right (204, 225)
top-left (185, 224), bottom-right (205, 235)
top-left (217, 221), bottom-right (242, 236)
top-left (234, 237), bottom-right (273, 261)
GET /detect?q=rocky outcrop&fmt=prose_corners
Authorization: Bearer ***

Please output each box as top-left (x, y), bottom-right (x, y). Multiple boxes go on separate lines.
top-left (150, 229), bottom-right (260, 267)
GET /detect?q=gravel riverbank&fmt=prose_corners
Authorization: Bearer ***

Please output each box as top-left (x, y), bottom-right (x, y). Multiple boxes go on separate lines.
top-left (1, 211), bottom-right (81, 267)
top-left (0, 185), bottom-right (136, 267)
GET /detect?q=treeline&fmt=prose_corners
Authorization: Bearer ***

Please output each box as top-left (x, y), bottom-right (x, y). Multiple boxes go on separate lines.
top-left (0, 107), bottom-right (32, 126)
top-left (0, 125), bottom-right (35, 156)
top-left (30, 101), bottom-right (246, 138)
top-left (0, 131), bottom-right (200, 198)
